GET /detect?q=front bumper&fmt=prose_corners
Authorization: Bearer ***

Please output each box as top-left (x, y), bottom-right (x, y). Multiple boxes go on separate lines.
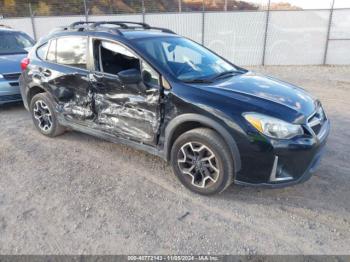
top-left (234, 119), bottom-right (330, 187)
top-left (0, 80), bottom-right (22, 105)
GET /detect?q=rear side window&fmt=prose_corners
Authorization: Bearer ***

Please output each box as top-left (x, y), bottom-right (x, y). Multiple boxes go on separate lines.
top-left (36, 43), bottom-right (48, 60)
top-left (56, 37), bottom-right (87, 69)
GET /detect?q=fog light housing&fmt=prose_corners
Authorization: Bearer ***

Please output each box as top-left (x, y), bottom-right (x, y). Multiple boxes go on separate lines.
top-left (269, 156), bottom-right (293, 182)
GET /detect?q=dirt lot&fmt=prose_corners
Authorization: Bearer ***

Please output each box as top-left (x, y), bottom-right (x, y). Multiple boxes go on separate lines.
top-left (0, 66), bottom-right (349, 255)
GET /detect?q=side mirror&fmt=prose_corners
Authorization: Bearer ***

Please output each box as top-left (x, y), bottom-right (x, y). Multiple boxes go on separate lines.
top-left (118, 68), bottom-right (141, 84)
top-left (167, 44), bottom-right (176, 53)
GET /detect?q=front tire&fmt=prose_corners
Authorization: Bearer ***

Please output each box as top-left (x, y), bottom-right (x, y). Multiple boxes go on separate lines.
top-left (171, 128), bottom-right (234, 195)
top-left (30, 93), bottom-right (65, 137)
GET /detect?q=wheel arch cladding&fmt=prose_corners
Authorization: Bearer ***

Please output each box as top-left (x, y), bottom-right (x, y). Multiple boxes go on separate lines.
top-left (164, 113), bottom-right (241, 172)
top-left (27, 86), bottom-right (46, 107)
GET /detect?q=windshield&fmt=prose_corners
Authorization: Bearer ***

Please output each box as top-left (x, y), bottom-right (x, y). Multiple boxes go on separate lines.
top-left (0, 31), bottom-right (34, 55)
top-left (135, 37), bottom-right (239, 82)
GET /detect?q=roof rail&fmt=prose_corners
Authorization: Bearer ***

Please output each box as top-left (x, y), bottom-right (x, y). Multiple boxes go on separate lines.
top-left (69, 21), bottom-right (96, 29)
top-left (65, 21), bottom-right (176, 35)
top-left (93, 21), bottom-right (176, 35)
top-left (92, 21), bottom-right (151, 29)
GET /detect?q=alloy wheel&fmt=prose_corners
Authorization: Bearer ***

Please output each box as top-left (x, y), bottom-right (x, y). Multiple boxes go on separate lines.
top-left (33, 100), bottom-right (53, 132)
top-left (177, 142), bottom-right (220, 188)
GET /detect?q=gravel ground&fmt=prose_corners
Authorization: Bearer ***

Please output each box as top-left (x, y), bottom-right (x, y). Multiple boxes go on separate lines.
top-left (0, 66), bottom-right (350, 255)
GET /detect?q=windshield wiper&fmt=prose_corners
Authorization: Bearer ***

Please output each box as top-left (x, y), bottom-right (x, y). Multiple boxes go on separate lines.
top-left (182, 70), bottom-right (242, 84)
top-left (182, 78), bottom-right (213, 84)
top-left (210, 70), bottom-right (241, 81)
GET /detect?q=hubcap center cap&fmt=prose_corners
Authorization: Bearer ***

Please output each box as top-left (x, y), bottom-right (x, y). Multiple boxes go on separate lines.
top-left (193, 157), bottom-right (203, 170)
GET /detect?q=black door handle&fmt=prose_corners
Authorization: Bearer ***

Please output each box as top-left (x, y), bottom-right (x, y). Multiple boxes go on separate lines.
top-left (90, 81), bottom-right (106, 92)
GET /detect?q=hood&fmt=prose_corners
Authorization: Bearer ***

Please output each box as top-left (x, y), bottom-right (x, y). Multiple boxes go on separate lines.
top-left (0, 53), bottom-right (27, 74)
top-left (202, 71), bottom-right (317, 118)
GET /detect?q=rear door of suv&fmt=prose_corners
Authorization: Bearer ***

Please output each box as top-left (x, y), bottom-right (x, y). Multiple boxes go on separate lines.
top-left (34, 35), bottom-right (94, 124)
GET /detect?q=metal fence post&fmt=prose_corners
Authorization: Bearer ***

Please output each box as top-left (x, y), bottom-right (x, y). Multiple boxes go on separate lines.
top-left (142, 0), bottom-right (145, 23)
top-left (178, 0), bottom-right (182, 12)
top-left (201, 0), bottom-right (205, 45)
top-left (83, 0), bottom-right (89, 22)
top-left (323, 0), bottom-right (335, 65)
top-left (29, 3), bottom-right (37, 41)
top-left (224, 0), bottom-right (228, 11)
top-left (261, 0), bottom-right (271, 66)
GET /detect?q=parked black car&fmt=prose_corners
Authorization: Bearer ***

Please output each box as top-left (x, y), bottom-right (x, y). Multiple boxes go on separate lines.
top-left (19, 21), bottom-right (330, 195)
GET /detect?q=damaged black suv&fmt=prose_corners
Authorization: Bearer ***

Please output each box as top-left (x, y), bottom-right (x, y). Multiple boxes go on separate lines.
top-left (20, 21), bottom-right (330, 195)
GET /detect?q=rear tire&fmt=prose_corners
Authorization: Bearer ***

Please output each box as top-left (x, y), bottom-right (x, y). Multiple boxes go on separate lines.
top-left (30, 93), bottom-right (65, 137)
top-left (171, 128), bottom-right (234, 195)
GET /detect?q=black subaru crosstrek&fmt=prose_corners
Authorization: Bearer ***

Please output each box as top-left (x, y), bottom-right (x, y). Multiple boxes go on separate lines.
top-left (19, 21), bottom-right (330, 195)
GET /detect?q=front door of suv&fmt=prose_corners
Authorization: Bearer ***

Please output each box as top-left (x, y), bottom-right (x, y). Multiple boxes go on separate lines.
top-left (89, 38), bottom-right (161, 145)
top-left (43, 36), bottom-right (94, 124)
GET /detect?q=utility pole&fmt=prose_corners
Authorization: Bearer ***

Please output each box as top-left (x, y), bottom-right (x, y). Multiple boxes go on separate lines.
top-left (262, 0), bottom-right (271, 65)
top-left (142, 0), bottom-right (145, 23)
top-left (323, 0), bottom-right (336, 65)
top-left (29, 3), bottom-right (37, 41)
top-left (83, 0), bottom-right (89, 22)
top-left (201, 0), bottom-right (205, 45)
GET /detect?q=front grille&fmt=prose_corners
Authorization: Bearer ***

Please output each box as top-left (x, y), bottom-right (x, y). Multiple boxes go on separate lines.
top-left (2, 72), bottom-right (21, 81)
top-left (0, 94), bottom-right (22, 102)
top-left (307, 105), bottom-right (326, 136)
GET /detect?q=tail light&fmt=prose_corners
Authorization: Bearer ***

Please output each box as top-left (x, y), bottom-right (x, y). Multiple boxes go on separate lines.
top-left (21, 57), bottom-right (30, 71)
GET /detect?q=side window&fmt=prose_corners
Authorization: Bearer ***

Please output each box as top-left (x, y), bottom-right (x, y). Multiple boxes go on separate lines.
top-left (56, 37), bottom-right (87, 69)
top-left (94, 40), bottom-right (140, 75)
top-left (94, 39), bottom-right (160, 85)
top-left (36, 43), bottom-right (48, 60)
top-left (46, 39), bottom-right (56, 62)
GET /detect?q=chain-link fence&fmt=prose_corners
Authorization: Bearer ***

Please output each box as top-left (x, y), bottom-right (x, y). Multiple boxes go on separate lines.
top-left (0, 0), bottom-right (270, 16)
top-left (1, 0), bottom-right (349, 65)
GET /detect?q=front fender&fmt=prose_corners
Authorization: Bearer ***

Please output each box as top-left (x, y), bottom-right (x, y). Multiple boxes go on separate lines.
top-left (164, 113), bottom-right (241, 172)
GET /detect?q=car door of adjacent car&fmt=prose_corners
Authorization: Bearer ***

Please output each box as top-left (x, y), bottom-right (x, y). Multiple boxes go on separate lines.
top-left (89, 38), bottom-right (161, 145)
top-left (39, 36), bottom-right (93, 124)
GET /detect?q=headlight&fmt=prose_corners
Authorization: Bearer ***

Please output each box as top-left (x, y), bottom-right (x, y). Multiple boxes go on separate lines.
top-left (0, 74), bottom-right (3, 79)
top-left (243, 112), bottom-right (303, 139)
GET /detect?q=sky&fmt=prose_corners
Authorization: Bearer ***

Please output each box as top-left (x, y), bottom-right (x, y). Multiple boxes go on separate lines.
top-left (248, 0), bottom-right (350, 9)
